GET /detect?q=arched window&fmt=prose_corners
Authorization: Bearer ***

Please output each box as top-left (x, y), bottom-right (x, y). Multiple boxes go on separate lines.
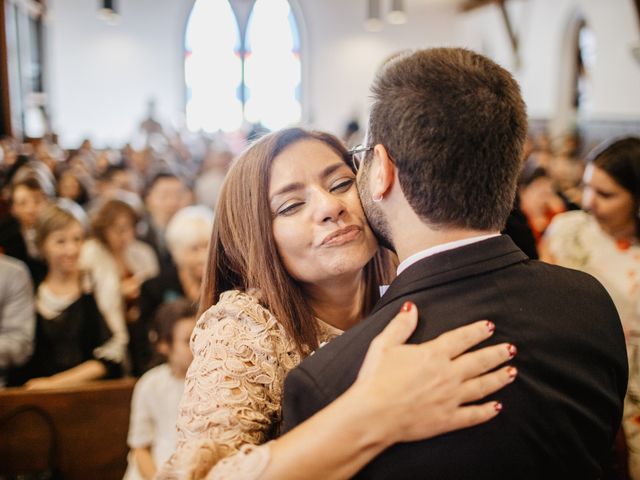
top-left (184, 0), bottom-right (302, 133)
top-left (575, 19), bottom-right (596, 117)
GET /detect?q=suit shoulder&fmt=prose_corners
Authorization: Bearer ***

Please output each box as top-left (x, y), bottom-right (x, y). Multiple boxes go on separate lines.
top-left (294, 307), bottom-right (390, 391)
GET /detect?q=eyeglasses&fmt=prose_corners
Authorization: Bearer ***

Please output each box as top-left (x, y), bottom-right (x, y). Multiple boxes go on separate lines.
top-left (347, 144), bottom-right (374, 172)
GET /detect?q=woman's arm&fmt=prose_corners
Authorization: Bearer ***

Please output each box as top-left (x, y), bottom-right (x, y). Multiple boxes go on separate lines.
top-left (157, 292), bottom-right (295, 479)
top-left (206, 303), bottom-right (515, 480)
top-left (260, 303), bottom-right (515, 480)
top-left (24, 359), bottom-right (107, 390)
top-left (133, 447), bottom-right (157, 479)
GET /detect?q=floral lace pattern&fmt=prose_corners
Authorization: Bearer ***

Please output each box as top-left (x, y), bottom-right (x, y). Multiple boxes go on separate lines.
top-left (157, 290), bottom-right (341, 479)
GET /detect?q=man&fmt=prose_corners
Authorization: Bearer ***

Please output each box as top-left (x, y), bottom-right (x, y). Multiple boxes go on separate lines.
top-left (138, 172), bottom-right (188, 271)
top-left (282, 48), bottom-right (627, 478)
top-left (0, 255), bottom-right (35, 387)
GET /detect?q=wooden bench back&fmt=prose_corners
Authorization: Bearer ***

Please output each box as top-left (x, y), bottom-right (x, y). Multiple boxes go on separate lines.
top-left (0, 378), bottom-right (136, 480)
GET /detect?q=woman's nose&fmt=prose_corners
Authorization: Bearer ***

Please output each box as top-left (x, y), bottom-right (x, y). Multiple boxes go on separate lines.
top-left (313, 190), bottom-right (345, 223)
top-left (582, 188), bottom-right (595, 212)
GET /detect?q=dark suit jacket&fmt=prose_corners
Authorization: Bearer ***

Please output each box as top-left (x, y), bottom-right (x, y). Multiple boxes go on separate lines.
top-left (282, 236), bottom-right (628, 479)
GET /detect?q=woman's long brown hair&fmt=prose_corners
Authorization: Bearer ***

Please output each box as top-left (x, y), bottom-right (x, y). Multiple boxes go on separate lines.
top-left (199, 128), bottom-right (396, 356)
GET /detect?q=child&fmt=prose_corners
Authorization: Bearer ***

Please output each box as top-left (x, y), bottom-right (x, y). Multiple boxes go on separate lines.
top-left (124, 299), bottom-right (197, 479)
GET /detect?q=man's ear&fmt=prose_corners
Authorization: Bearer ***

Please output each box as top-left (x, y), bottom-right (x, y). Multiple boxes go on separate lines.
top-left (370, 144), bottom-right (396, 201)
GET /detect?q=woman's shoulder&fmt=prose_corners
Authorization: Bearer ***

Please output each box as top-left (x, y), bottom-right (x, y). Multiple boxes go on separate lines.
top-left (546, 209), bottom-right (591, 235)
top-left (192, 290), bottom-right (296, 354)
top-left (79, 239), bottom-right (111, 265)
top-left (199, 290), bottom-right (279, 330)
top-left (125, 240), bottom-right (159, 278)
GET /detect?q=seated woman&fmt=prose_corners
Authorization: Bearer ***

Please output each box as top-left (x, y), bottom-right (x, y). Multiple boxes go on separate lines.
top-left (518, 160), bottom-right (565, 244)
top-left (8, 202), bottom-right (121, 388)
top-left (0, 175), bottom-right (50, 286)
top-left (134, 205), bottom-right (213, 375)
top-left (80, 198), bottom-right (159, 371)
top-left (158, 128), bottom-right (516, 479)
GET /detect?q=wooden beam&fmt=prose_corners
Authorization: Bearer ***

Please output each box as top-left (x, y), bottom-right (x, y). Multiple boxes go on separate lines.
top-left (0, 1), bottom-right (12, 137)
top-left (497, 0), bottom-right (520, 66)
top-left (459, 0), bottom-right (495, 13)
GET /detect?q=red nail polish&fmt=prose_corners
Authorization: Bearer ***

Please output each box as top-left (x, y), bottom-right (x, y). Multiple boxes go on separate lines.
top-left (494, 402), bottom-right (503, 412)
top-left (401, 301), bottom-right (413, 312)
top-left (507, 366), bottom-right (518, 379)
top-left (486, 321), bottom-right (495, 333)
top-left (507, 344), bottom-right (517, 357)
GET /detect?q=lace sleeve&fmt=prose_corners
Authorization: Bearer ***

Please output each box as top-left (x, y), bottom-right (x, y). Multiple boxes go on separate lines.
top-left (206, 442), bottom-right (272, 480)
top-left (157, 291), bottom-right (299, 480)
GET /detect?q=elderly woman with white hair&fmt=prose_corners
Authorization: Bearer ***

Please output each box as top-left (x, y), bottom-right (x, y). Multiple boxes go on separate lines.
top-left (132, 205), bottom-right (214, 375)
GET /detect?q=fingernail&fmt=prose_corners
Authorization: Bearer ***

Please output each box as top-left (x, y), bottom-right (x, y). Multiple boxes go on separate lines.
top-left (400, 301), bottom-right (413, 312)
top-left (486, 321), bottom-right (495, 333)
top-left (494, 402), bottom-right (503, 412)
top-left (507, 366), bottom-right (518, 380)
top-left (507, 344), bottom-right (517, 357)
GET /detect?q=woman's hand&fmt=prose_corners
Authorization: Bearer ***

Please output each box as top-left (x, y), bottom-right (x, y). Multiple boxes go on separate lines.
top-left (121, 275), bottom-right (142, 300)
top-left (24, 377), bottom-right (60, 390)
top-left (354, 301), bottom-right (517, 446)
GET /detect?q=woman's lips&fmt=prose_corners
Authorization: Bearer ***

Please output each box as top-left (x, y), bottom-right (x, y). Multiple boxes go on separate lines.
top-left (321, 225), bottom-right (362, 247)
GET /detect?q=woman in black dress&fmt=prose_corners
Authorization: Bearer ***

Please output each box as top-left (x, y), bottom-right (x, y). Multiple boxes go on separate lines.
top-left (8, 201), bottom-right (122, 388)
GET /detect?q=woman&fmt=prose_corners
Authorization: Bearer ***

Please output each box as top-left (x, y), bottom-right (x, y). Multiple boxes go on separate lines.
top-left (79, 198), bottom-right (159, 371)
top-left (0, 175), bottom-right (50, 286)
top-left (8, 202), bottom-right (121, 388)
top-left (518, 161), bottom-right (565, 244)
top-left (134, 205), bottom-right (213, 375)
top-left (159, 128), bottom-right (517, 479)
top-left (542, 136), bottom-right (640, 478)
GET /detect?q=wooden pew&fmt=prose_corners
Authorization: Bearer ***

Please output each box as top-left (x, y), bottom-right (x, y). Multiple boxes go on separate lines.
top-left (0, 378), bottom-right (136, 479)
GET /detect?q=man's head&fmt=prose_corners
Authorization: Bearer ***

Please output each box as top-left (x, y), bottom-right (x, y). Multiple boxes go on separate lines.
top-left (357, 48), bottom-right (527, 248)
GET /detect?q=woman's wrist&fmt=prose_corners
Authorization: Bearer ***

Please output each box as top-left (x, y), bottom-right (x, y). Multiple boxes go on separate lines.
top-left (339, 381), bottom-right (398, 452)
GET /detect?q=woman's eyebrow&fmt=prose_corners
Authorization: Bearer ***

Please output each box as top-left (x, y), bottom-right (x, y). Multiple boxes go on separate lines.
top-left (270, 162), bottom-right (348, 200)
top-left (320, 162), bottom-right (348, 179)
top-left (271, 182), bottom-right (304, 199)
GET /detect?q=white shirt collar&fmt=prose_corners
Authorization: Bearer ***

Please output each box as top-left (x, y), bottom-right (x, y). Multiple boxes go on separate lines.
top-left (396, 233), bottom-right (501, 276)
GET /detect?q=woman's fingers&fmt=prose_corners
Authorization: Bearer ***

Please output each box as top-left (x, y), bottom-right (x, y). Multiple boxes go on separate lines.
top-left (357, 302), bottom-right (418, 380)
top-left (448, 401), bottom-right (504, 431)
top-left (429, 319), bottom-right (496, 359)
top-left (457, 365), bottom-right (518, 404)
top-left (369, 302), bottom-right (419, 351)
top-left (453, 342), bottom-right (516, 380)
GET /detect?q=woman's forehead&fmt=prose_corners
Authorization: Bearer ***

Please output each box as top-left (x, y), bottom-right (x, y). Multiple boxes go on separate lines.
top-left (269, 140), bottom-right (348, 190)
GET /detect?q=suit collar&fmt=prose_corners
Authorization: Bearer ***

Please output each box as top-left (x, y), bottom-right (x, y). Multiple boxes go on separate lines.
top-left (374, 235), bottom-right (528, 313)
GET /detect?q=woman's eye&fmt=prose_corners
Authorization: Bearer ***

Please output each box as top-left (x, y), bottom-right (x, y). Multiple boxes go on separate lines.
top-left (596, 190), bottom-right (613, 199)
top-left (330, 179), bottom-right (354, 193)
top-left (277, 202), bottom-right (304, 216)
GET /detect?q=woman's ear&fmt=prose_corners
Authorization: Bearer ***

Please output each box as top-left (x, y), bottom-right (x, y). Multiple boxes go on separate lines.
top-left (371, 144), bottom-right (396, 201)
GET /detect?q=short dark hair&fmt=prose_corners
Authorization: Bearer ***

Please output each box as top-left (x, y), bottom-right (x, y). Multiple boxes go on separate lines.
top-left (367, 48), bottom-right (528, 230)
top-left (154, 298), bottom-right (198, 345)
top-left (144, 172), bottom-right (182, 198)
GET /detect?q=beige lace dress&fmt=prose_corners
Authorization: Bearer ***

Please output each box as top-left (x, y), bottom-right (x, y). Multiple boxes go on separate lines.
top-left (157, 290), bottom-right (342, 480)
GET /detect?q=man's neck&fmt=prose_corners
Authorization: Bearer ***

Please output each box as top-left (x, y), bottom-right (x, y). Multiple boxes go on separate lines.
top-left (393, 223), bottom-right (498, 265)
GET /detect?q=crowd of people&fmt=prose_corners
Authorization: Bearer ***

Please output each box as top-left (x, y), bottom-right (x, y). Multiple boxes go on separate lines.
top-left (0, 47), bottom-right (638, 479)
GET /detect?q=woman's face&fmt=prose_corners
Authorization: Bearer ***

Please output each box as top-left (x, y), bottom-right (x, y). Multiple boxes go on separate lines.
top-left (582, 164), bottom-right (636, 237)
top-left (105, 213), bottom-right (136, 253)
top-left (269, 139), bottom-right (378, 285)
top-left (11, 186), bottom-right (47, 229)
top-left (42, 221), bottom-right (84, 275)
top-left (58, 173), bottom-right (81, 200)
top-left (174, 227), bottom-right (209, 281)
